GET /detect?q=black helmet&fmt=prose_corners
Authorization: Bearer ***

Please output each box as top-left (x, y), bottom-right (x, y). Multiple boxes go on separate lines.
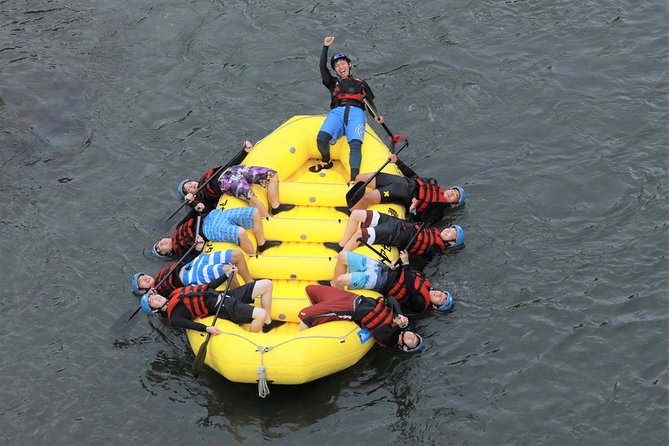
top-left (330, 52), bottom-right (351, 69)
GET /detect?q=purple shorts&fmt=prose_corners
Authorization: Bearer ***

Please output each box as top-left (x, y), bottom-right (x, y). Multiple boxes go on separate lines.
top-left (219, 165), bottom-right (276, 202)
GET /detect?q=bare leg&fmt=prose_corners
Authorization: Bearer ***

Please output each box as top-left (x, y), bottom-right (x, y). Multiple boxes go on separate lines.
top-left (333, 273), bottom-right (353, 289)
top-left (249, 307), bottom-right (268, 333)
top-left (266, 174), bottom-right (280, 209)
top-left (338, 210), bottom-right (367, 246)
top-left (250, 209), bottom-right (266, 246)
top-left (342, 229), bottom-right (364, 252)
top-left (350, 189), bottom-right (382, 211)
top-left (299, 321), bottom-right (310, 331)
top-left (230, 250), bottom-right (253, 283)
top-left (252, 279), bottom-right (274, 324)
top-left (249, 195), bottom-right (270, 218)
top-left (237, 228), bottom-right (255, 254)
top-left (331, 251), bottom-right (349, 288)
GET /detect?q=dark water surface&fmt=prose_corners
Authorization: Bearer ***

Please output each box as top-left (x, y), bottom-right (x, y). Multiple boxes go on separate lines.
top-left (1, 1), bottom-right (667, 445)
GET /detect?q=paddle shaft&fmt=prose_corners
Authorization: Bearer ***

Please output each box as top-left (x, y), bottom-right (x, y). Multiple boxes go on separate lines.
top-left (360, 240), bottom-right (392, 264)
top-left (192, 271), bottom-right (235, 377)
top-left (363, 97), bottom-right (395, 139)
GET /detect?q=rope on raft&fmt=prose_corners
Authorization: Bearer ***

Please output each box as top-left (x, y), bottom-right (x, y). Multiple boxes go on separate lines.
top-left (214, 327), bottom-right (359, 397)
top-left (257, 346), bottom-right (271, 398)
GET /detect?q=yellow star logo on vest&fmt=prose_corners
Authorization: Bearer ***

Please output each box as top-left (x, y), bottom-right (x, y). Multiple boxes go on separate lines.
top-left (383, 191), bottom-right (390, 197)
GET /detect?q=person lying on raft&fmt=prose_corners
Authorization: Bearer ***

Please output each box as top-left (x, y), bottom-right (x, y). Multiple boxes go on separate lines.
top-left (350, 152), bottom-right (466, 219)
top-left (132, 243), bottom-right (253, 297)
top-left (179, 141), bottom-right (294, 219)
top-left (139, 271), bottom-right (284, 334)
top-left (311, 35), bottom-right (385, 182)
top-left (151, 207), bottom-right (280, 257)
top-left (328, 250), bottom-right (454, 314)
top-left (298, 284), bottom-right (423, 352)
top-left (324, 209), bottom-right (464, 259)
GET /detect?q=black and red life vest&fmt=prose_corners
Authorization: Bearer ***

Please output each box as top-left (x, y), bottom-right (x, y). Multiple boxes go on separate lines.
top-left (196, 165), bottom-right (223, 205)
top-left (154, 264), bottom-right (185, 297)
top-left (360, 298), bottom-right (394, 332)
top-left (387, 269), bottom-right (432, 312)
top-left (414, 178), bottom-right (447, 214)
top-left (166, 285), bottom-right (214, 321)
top-left (172, 216), bottom-right (199, 257)
top-left (409, 226), bottom-right (446, 256)
top-left (332, 77), bottom-right (366, 108)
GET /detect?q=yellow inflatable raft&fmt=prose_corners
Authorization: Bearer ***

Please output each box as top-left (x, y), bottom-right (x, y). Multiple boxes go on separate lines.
top-left (187, 115), bottom-right (406, 394)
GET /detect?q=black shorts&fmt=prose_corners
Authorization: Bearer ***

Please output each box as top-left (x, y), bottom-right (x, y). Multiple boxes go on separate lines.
top-left (220, 281), bottom-right (256, 324)
top-left (361, 212), bottom-right (414, 247)
top-left (375, 173), bottom-right (413, 206)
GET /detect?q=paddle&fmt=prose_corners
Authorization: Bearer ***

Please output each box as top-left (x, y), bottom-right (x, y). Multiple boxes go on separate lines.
top-left (357, 239), bottom-right (392, 263)
top-left (109, 306), bottom-right (143, 338)
top-left (363, 98), bottom-right (407, 149)
top-left (192, 271), bottom-right (235, 378)
top-left (345, 139), bottom-right (409, 209)
top-left (110, 214), bottom-right (203, 337)
top-left (154, 147), bottom-right (246, 232)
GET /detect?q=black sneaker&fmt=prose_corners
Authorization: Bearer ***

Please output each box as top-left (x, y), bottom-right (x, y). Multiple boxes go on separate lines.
top-left (323, 242), bottom-right (343, 253)
top-left (257, 240), bottom-right (282, 253)
top-left (270, 204), bottom-right (295, 216)
top-left (262, 320), bottom-right (286, 333)
top-left (334, 206), bottom-right (351, 216)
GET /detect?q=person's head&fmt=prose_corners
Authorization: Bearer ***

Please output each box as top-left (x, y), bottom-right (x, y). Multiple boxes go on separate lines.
top-left (440, 225), bottom-right (464, 247)
top-left (397, 330), bottom-right (424, 353)
top-left (430, 290), bottom-right (454, 312)
top-left (444, 186), bottom-right (466, 208)
top-left (151, 237), bottom-right (173, 258)
top-left (330, 52), bottom-right (352, 78)
top-left (140, 290), bottom-right (168, 315)
top-left (131, 272), bottom-right (155, 295)
top-left (178, 179), bottom-right (198, 198)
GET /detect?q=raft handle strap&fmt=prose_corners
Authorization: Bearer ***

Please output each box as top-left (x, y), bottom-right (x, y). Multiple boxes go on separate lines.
top-left (257, 346), bottom-right (273, 398)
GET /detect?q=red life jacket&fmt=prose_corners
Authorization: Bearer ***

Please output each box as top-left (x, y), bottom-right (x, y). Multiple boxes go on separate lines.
top-left (172, 216), bottom-right (198, 256)
top-left (154, 264), bottom-right (185, 297)
top-left (409, 226), bottom-right (446, 256)
top-left (166, 285), bottom-right (212, 321)
top-left (414, 178), bottom-right (447, 214)
top-left (333, 77), bottom-right (366, 107)
top-left (196, 165), bottom-right (223, 204)
top-left (387, 269), bottom-right (432, 310)
top-left (360, 298), bottom-right (394, 331)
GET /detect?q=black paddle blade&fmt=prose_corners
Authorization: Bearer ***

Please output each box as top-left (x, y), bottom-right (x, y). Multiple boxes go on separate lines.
top-left (109, 306), bottom-right (142, 337)
top-left (345, 181), bottom-right (366, 209)
top-left (192, 335), bottom-right (211, 378)
top-left (154, 201), bottom-right (189, 233)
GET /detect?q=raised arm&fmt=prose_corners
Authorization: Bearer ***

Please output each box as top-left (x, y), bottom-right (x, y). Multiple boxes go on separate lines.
top-left (320, 36), bottom-right (335, 87)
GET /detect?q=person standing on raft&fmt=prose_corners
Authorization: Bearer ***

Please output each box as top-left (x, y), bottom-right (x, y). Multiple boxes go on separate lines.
top-left (311, 36), bottom-right (384, 182)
